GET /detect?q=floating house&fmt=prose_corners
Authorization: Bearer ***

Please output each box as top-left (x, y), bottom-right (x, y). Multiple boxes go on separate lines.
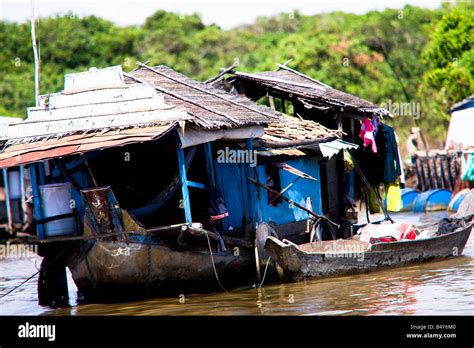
top-left (213, 64), bottom-right (397, 219)
top-left (0, 65), bottom-right (359, 302)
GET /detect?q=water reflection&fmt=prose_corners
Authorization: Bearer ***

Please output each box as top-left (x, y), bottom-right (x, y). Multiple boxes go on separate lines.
top-left (0, 212), bottom-right (473, 316)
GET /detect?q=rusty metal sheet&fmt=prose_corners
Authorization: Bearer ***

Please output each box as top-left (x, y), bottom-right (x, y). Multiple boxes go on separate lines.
top-left (0, 145), bottom-right (79, 168)
top-left (0, 124), bottom-right (175, 168)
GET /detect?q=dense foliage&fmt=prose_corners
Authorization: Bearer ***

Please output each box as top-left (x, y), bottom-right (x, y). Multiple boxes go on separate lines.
top-left (0, 2), bottom-right (472, 147)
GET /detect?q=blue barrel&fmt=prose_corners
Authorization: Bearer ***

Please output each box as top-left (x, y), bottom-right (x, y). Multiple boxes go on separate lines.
top-left (448, 189), bottom-right (470, 213)
top-left (401, 188), bottom-right (419, 211)
top-left (413, 189), bottom-right (452, 212)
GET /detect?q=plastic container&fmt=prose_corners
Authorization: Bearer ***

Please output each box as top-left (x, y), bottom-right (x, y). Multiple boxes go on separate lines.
top-left (7, 170), bottom-right (21, 200)
top-left (400, 188), bottom-right (419, 212)
top-left (39, 183), bottom-right (76, 237)
top-left (413, 189), bottom-right (452, 212)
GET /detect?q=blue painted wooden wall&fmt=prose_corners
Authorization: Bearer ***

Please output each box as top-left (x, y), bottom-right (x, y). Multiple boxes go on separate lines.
top-left (255, 158), bottom-right (322, 225)
top-left (214, 161), bottom-right (249, 230)
top-left (214, 156), bottom-right (322, 230)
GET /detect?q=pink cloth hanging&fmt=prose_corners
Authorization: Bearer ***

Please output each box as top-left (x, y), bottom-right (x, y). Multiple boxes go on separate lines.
top-left (359, 117), bottom-right (377, 153)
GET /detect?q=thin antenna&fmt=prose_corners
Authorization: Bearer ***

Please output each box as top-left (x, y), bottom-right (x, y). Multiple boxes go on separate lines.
top-left (30, 0), bottom-right (40, 106)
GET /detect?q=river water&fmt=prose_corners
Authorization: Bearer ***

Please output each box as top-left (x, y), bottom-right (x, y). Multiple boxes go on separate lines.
top-left (1, 211), bottom-right (473, 316)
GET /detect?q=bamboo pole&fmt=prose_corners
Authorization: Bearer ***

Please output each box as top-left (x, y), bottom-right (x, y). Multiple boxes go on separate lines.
top-left (247, 177), bottom-right (339, 227)
top-left (30, 0), bottom-right (40, 106)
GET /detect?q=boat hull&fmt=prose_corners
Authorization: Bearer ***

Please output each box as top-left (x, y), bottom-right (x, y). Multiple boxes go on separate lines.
top-left (265, 223), bottom-right (473, 282)
top-left (66, 239), bottom-right (254, 301)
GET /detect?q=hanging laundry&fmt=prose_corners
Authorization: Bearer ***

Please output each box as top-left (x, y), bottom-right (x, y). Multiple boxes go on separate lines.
top-left (359, 117), bottom-right (377, 153)
top-left (385, 181), bottom-right (402, 212)
top-left (366, 187), bottom-right (381, 214)
top-left (354, 121), bottom-right (403, 186)
top-left (376, 123), bottom-right (402, 184)
top-left (343, 149), bottom-right (354, 172)
top-left (371, 115), bottom-right (382, 136)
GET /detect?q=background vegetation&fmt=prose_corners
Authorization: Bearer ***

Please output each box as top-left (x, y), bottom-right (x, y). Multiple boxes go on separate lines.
top-left (0, 1), bottom-right (472, 148)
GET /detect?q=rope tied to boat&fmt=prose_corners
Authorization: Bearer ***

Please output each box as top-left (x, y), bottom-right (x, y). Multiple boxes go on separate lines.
top-left (202, 229), bottom-right (228, 292)
top-left (258, 256), bottom-right (272, 288)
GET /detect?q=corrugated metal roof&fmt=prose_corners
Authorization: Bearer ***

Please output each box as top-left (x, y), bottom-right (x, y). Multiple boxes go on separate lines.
top-left (0, 124), bottom-right (175, 168)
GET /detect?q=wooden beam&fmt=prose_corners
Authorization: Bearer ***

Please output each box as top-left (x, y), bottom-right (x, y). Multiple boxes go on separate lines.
top-left (337, 113), bottom-right (343, 133)
top-left (176, 142), bottom-right (192, 225)
top-left (204, 142), bottom-right (216, 186)
top-left (341, 112), bottom-right (364, 121)
top-left (245, 138), bottom-right (258, 224)
top-left (204, 64), bottom-right (237, 84)
top-left (268, 95), bottom-right (276, 110)
top-left (19, 165), bottom-right (25, 224)
top-left (3, 168), bottom-right (13, 234)
top-left (38, 162), bottom-right (46, 184)
top-left (186, 180), bottom-right (206, 190)
top-left (30, 164), bottom-right (45, 239)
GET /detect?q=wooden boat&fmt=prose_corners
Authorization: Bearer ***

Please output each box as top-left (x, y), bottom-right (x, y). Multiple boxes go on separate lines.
top-left (65, 233), bottom-right (254, 301)
top-left (265, 221), bottom-right (473, 282)
top-left (51, 186), bottom-right (255, 301)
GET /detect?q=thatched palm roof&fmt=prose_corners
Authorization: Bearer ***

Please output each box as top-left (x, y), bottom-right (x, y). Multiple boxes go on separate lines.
top-left (126, 65), bottom-right (283, 129)
top-left (226, 65), bottom-right (391, 118)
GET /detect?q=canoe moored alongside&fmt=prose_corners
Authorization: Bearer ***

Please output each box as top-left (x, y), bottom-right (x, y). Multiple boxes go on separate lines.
top-left (265, 222), bottom-right (473, 282)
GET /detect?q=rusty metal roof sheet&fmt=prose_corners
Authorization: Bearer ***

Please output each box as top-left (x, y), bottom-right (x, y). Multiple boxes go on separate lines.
top-left (0, 124), bottom-right (175, 168)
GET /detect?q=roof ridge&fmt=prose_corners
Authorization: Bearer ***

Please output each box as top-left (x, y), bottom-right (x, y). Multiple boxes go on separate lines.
top-left (276, 64), bottom-right (332, 88)
top-left (124, 72), bottom-right (238, 126)
top-left (138, 63), bottom-right (280, 120)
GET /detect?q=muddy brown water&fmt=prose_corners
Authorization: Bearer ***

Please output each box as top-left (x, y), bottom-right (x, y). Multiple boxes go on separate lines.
top-left (1, 211), bottom-right (473, 315)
